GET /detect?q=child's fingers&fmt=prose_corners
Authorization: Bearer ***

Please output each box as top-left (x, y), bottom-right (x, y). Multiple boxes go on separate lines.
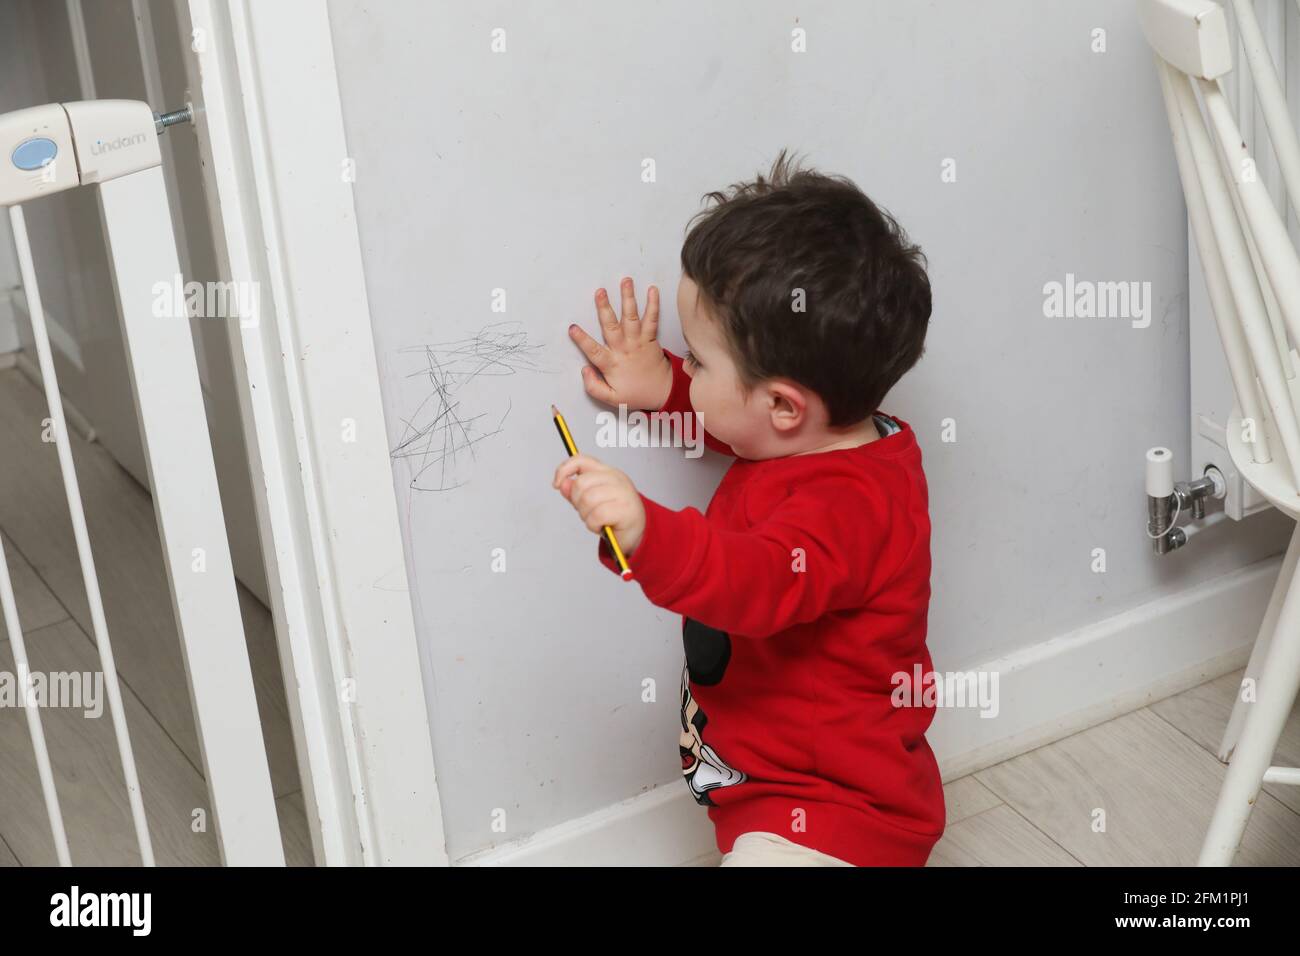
top-left (572, 481), bottom-right (622, 518)
top-left (620, 277), bottom-right (641, 338)
top-left (580, 365), bottom-right (618, 404)
top-left (571, 477), bottom-right (629, 523)
top-left (583, 501), bottom-right (626, 535)
top-left (641, 284), bottom-right (660, 342)
top-left (567, 471), bottom-right (619, 508)
top-left (594, 287), bottom-right (625, 347)
top-left (569, 323), bottom-right (611, 370)
top-left (557, 473), bottom-right (615, 512)
top-left (553, 453), bottom-right (606, 488)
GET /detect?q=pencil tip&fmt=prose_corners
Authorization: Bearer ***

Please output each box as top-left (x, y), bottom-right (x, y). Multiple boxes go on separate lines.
top-left (550, 404), bottom-right (559, 416)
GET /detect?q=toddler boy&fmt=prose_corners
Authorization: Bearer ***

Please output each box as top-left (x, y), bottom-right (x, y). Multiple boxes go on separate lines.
top-left (553, 150), bottom-right (943, 866)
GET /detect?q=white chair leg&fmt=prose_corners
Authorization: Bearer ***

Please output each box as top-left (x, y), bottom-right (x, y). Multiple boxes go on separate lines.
top-left (1218, 521), bottom-right (1300, 760)
top-left (1199, 545), bottom-right (1300, 865)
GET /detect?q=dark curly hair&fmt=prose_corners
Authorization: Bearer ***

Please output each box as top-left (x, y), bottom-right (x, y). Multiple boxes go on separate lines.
top-left (680, 149), bottom-right (931, 427)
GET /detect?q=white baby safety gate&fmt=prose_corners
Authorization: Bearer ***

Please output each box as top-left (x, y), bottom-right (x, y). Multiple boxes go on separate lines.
top-left (0, 99), bottom-right (281, 864)
top-left (1140, 0), bottom-right (1300, 865)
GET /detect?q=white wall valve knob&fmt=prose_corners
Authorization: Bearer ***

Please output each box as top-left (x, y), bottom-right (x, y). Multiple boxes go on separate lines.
top-left (1146, 446), bottom-right (1175, 498)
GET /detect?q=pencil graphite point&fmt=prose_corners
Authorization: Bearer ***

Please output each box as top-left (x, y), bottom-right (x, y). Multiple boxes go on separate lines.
top-left (551, 403), bottom-right (559, 417)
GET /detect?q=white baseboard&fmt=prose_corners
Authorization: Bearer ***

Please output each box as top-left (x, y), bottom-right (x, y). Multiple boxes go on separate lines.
top-left (458, 781), bottom-right (718, 867)
top-left (926, 555), bottom-right (1276, 779)
top-left (457, 553), bottom-right (1281, 866)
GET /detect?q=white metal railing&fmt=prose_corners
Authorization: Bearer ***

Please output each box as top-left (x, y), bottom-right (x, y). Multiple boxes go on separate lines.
top-left (0, 533), bottom-right (70, 865)
top-left (8, 203), bottom-right (154, 865)
top-left (0, 99), bottom-right (281, 864)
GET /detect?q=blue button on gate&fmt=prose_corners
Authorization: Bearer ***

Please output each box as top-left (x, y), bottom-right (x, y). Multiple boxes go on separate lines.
top-left (12, 137), bottom-right (59, 171)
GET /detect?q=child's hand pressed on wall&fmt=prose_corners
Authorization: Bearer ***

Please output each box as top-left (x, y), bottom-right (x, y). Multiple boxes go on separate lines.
top-left (553, 453), bottom-right (647, 556)
top-left (568, 278), bottom-right (674, 412)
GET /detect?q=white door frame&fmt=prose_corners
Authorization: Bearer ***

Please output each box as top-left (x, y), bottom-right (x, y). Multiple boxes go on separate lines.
top-left (174, 0), bottom-right (446, 865)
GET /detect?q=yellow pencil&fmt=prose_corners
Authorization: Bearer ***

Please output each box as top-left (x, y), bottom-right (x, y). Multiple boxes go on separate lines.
top-left (552, 404), bottom-right (633, 581)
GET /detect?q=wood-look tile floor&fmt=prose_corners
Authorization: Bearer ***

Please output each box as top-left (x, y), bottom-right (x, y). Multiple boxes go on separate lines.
top-left (0, 368), bottom-right (312, 865)
top-left (929, 678), bottom-right (1300, 866)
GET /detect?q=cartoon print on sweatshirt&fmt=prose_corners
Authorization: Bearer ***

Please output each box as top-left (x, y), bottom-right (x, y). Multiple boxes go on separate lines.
top-left (679, 616), bottom-right (746, 805)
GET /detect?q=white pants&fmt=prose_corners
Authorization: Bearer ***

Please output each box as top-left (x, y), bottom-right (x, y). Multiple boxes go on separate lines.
top-left (718, 831), bottom-right (855, 867)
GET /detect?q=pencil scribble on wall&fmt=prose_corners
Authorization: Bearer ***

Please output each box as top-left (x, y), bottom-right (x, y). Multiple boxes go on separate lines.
top-left (392, 321), bottom-right (545, 491)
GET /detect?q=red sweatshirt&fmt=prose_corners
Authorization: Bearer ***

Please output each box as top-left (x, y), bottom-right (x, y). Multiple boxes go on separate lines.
top-left (597, 349), bottom-right (945, 866)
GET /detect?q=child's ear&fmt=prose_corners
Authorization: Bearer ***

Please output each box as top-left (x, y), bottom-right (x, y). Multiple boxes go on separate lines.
top-left (767, 381), bottom-right (807, 433)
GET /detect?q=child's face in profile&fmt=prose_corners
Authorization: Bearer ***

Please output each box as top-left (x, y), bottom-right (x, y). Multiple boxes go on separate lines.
top-left (676, 273), bottom-right (774, 459)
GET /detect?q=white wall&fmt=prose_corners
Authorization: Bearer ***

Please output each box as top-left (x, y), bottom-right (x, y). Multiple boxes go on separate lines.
top-left (326, 0), bottom-right (1293, 862)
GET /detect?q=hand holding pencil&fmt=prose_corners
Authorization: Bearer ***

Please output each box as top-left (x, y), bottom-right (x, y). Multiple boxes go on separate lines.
top-left (552, 405), bottom-right (644, 580)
